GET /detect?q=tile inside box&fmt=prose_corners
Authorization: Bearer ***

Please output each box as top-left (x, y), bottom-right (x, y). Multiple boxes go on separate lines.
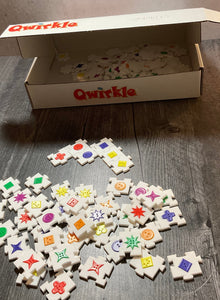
top-left (46, 43), bottom-right (192, 84)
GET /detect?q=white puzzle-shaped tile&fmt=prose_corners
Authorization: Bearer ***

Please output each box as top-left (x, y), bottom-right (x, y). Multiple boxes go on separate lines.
top-left (33, 226), bottom-right (64, 254)
top-left (14, 209), bottom-right (38, 231)
top-left (0, 177), bottom-right (21, 198)
top-left (85, 205), bottom-right (113, 227)
top-left (95, 194), bottom-right (120, 217)
top-left (161, 188), bottom-right (178, 207)
top-left (130, 249), bottom-right (166, 279)
top-left (8, 188), bottom-right (32, 211)
top-left (51, 180), bottom-right (71, 202)
top-left (47, 146), bottom-right (73, 166)
top-left (106, 177), bottom-right (133, 196)
top-left (90, 222), bottom-right (117, 248)
top-left (167, 251), bottom-right (203, 281)
top-left (0, 219), bottom-right (19, 246)
top-left (117, 204), bottom-right (138, 228)
top-left (25, 173), bottom-right (51, 194)
top-left (75, 184), bottom-right (97, 205)
top-left (24, 194), bottom-right (54, 218)
top-left (59, 191), bottom-right (88, 215)
top-left (62, 227), bottom-right (90, 251)
top-left (40, 270), bottom-right (76, 300)
top-left (104, 235), bottom-right (125, 264)
top-left (79, 256), bottom-right (114, 287)
top-left (118, 228), bottom-right (144, 257)
top-left (14, 248), bottom-right (46, 283)
top-left (4, 232), bottom-right (30, 261)
top-left (36, 207), bottom-right (66, 232)
top-left (47, 243), bottom-right (80, 273)
top-left (137, 185), bottom-right (164, 210)
top-left (24, 268), bottom-right (47, 287)
top-left (67, 212), bottom-right (94, 240)
top-left (122, 202), bottom-right (154, 226)
top-left (129, 181), bottom-right (150, 202)
top-left (139, 222), bottom-right (163, 249)
top-left (154, 206), bottom-right (186, 231)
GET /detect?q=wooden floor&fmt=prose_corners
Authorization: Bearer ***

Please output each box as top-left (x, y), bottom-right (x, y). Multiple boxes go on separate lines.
top-left (0, 39), bottom-right (220, 299)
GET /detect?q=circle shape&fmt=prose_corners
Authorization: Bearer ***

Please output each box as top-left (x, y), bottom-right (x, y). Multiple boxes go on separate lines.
top-left (42, 213), bottom-right (54, 223)
top-left (0, 227), bottom-right (7, 238)
top-left (111, 240), bottom-right (123, 252)
top-left (73, 143), bottom-right (83, 151)
top-left (135, 187), bottom-right (147, 196)
top-left (82, 151), bottom-right (93, 158)
top-left (114, 182), bottom-right (126, 191)
top-left (141, 229), bottom-right (154, 240)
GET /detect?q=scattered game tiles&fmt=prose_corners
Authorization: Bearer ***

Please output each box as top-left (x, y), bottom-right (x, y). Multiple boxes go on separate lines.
top-left (0, 139), bottom-right (204, 299)
top-left (47, 138), bottom-right (134, 175)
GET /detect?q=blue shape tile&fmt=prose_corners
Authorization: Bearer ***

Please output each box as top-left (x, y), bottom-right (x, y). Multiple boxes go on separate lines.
top-left (178, 258), bottom-right (192, 272)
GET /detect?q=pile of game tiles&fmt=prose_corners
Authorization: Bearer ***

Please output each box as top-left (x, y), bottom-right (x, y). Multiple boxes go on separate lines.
top-left (58, 43), bottom-right (192, 82)
top-left (0, 138), bottom-right (203, 300)
top-left (0, 178), bottom-right (203, 298)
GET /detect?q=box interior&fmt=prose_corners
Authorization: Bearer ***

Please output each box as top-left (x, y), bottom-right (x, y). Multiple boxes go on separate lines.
top-left (26, 22), bottom-right (202, 85)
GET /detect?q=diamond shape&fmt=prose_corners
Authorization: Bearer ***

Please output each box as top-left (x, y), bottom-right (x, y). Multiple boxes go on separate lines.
top-left (31, 200), bottom-right (41, 209)
top-left (34, 177), bottom-right (43, 184)
top-left (178, 258), bottom-right (192, 272)
top-left (74, 219), bottom-right (85, 230)
top-left (108, 151), bottom-right (117, 158)
top-left (100, 142), bottom-right (108, 149)
top-left (118, 161), bottom-right (127, 167)
top-left (43, 235), bottom-right (55, 246)
top-left (4, 181), bottom-right (14, 190)
top-left (141, 256), bottom-right (153, 268)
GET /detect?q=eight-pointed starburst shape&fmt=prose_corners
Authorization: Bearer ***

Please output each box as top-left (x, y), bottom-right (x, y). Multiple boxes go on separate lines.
top-left (88, 260), bottom-right (104, 275)
top-left (125, 235), bottom-right (140, 250)
top-left (56, 187), bottom-right (68, 196)
top-left (19, 212), bottom-right (31, 223)
top-left (90, 210), bottom-right (105, 222)
top-left (79, 188), bottom-right (91, 198)
top-left (131, 206), bottom-right (145, 218)
top-left (14, 193), bottom-right (27, 203)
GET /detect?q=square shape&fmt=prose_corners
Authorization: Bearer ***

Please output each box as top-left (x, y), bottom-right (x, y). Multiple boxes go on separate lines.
top-left (99, 142), bottom-right (109, 149)
top-left (141, 256), bottom-right (153, 268)
top-left (178, 258), bottom-right (192, 272)
top-left (4, 181), bottom-right (14, 190)
top-left (34, 177), bottom-right (43, 184)
top-left (31, 200), bottom-right (42, 209)
top-left (67, 198), bottom-right (79, 207)
top-left (43, 235), bottom-right (55, 246)
top-left (108, 151), bottom-right (117, 159)
top-left (74, 219), bottom-right (85, 230)
top-left (118, 161), bottom-right (127, 167)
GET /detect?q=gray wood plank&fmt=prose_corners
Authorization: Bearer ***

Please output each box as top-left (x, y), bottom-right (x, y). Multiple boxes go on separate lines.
top-left (0, 39), bottom-right (219, 300)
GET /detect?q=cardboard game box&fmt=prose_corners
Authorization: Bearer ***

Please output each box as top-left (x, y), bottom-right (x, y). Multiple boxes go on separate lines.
top-left (1, 8), bottom-right (220, 109)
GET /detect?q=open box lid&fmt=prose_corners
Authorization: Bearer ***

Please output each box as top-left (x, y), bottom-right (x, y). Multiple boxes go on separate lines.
top-left (1, 7), bottom-right (220, 58)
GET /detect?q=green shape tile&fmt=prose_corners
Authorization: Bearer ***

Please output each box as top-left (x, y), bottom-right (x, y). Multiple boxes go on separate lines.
top-left (34, 177), bottom-right (43, 184)
top-left (0, 227), bottom-right (7, 237)
top-left (4, 181), bottom-right (14, 190)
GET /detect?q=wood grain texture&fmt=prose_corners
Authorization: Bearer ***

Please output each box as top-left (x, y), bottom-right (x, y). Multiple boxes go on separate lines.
top-left (0, 40), bottom-right (220, 300)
